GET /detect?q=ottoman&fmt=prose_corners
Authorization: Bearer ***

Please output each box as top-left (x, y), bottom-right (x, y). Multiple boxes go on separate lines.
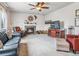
top-left (56, 38), bottom-right (70, 52)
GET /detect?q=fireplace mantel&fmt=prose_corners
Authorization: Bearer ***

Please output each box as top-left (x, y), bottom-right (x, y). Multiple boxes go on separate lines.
top-left (25, 24), bottom-right (36, 34)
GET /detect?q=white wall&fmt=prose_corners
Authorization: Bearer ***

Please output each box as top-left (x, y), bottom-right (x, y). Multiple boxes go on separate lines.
top-left (12, 3), bottom-right (79, 34)
top-left (45, 2), bottom-right (79, 34)
top-left (0, 11), bottom-right (2, 30)
top-left (11, 12), bottom-right (46, 30)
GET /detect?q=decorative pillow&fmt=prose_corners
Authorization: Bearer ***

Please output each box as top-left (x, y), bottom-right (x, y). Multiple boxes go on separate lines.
top-left (6, 32), bottom-right (12, 39)
top-left (0, 40), bottom-right (3, 48)
top-left (0, 32), bottom-right (9, 44)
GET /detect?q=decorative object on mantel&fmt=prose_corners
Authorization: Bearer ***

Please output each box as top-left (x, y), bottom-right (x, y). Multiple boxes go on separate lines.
top-left (24, 15), bottom-right (37, 24)
top-left (28, 15), bottom-right (37, 21)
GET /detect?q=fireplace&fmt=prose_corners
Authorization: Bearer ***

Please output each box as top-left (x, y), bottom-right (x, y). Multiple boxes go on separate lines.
top-left (25, 24), bottom-right (36, 34)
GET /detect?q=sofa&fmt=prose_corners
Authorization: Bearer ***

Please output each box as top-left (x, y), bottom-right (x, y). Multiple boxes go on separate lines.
top-left (0, 31), bottom-right (21, 56)
top-left (67, 34), bottom-right (79, 53)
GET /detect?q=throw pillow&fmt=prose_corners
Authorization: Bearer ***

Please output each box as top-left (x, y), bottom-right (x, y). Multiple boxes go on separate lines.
top-left (0, 40), bottom-right (3, 48)
top-left (6, 32), bottom-right (12, 39)
top-left (0, 32), bottom-right (9, 44)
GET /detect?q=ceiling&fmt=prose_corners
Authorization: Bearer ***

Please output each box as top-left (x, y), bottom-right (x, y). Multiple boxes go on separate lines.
top-left (6, 2), bottom-right (73, 15)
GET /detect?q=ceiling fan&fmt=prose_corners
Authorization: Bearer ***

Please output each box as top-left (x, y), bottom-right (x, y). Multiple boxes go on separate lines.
top-left (28, 2), bottom-right (49, 11)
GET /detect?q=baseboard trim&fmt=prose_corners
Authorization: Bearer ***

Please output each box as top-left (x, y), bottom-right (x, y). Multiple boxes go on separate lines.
top-left (56, 50), bottom-right (70, 52)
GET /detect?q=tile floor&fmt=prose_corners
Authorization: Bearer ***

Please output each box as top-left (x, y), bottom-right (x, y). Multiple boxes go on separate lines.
top-left (21, 34), bottom-right (79, 56)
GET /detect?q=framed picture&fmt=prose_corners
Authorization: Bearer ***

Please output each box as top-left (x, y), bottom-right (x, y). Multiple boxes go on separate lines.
top-left (75, 18), bottom-right (79, 27)
top-left (75, 9), bottom-right (79, 16)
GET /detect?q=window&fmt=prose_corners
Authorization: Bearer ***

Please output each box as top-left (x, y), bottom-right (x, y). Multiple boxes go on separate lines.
top-left (0, 6), bottom-right (7, 30)
top-left (0, 8), bottom-right (3, 29)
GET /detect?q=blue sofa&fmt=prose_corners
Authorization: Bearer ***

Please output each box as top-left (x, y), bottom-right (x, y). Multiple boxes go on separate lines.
top-left (0, 31), bottom-right (21, 56)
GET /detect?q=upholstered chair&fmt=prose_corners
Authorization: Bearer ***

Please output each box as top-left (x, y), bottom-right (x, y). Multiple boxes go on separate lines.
top-left (13, 26), bottom-right (26, 37)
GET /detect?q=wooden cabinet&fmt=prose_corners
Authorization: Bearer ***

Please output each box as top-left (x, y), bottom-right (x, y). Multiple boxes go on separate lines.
top-left (48, 29), bottom-right (65, 38)
top-left (48, 29), bottom-right (60, 37)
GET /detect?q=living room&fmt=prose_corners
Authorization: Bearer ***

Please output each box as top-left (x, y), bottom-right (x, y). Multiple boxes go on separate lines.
top-left (0, 2), bottom-right (79, 56)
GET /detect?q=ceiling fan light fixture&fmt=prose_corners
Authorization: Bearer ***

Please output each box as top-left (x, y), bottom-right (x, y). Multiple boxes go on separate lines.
top-left (36, 6), bottom-right (41, 10)
top-left (29, 2), bottom-right (49, 12)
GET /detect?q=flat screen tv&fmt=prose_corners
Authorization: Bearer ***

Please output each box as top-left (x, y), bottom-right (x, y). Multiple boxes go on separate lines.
top-left (51, 21), bottom-right (60, 29)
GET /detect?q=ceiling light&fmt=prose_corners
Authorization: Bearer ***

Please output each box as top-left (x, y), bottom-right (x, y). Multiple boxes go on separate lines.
top-left (29, 2), bottom-right (49, 12)
top-left (36, 7), bottom-right (41, 10)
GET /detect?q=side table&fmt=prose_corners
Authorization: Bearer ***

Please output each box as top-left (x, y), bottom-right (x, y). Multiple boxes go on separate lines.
top-left (18, 39), bottom-right (28, 56)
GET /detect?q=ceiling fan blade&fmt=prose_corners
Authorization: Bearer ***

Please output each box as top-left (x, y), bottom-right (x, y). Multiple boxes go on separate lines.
top-left (30, 8), bottom-right (35, 10)
top-left (36, 2), bottom-right (40, 6)
top-left (41, 2), bottom-right (45, 6)
top-left (28, 4), bottom-right (35, 7)
top-left (41, 7), bottom-right (49, 9)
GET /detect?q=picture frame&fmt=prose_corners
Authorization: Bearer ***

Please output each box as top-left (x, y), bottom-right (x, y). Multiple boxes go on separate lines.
top-left (75, 9), bottom-right (79, 16)
top-left (75, 18), bottom-right (79, 27)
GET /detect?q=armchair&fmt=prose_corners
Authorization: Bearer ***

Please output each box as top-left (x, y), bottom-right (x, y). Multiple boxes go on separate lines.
top-left (67, 34), bottom-right (79, 53)
top-left (13, 26), bottom-right (26, 37)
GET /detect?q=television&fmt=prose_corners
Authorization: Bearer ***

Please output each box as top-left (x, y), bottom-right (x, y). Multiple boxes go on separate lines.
top-left (50, 21), bottom-right (60, 29)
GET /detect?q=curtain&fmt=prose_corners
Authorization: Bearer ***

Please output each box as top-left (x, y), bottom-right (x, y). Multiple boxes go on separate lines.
top-left (0, 5), bottom-right (7, 31)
